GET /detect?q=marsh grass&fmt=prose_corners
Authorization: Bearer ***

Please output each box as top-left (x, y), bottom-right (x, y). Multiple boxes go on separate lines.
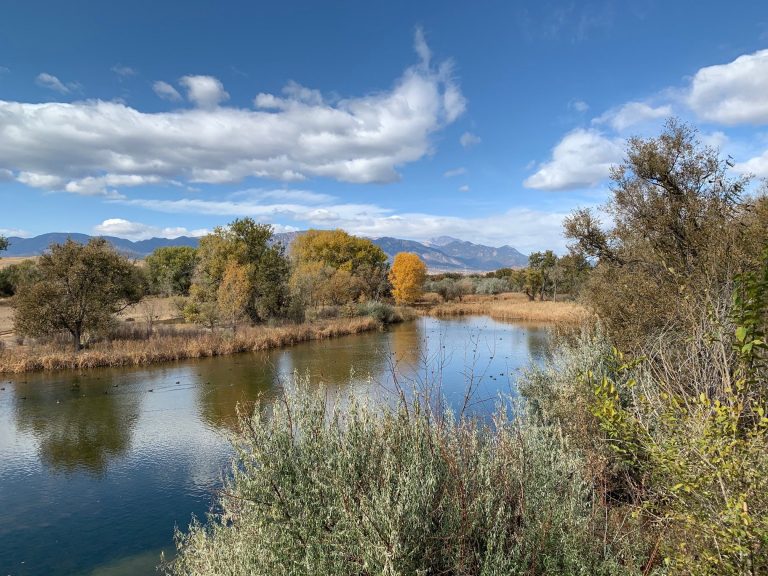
top-left (427, 292), bottom-right (590, 324)
top-left (0, 317), bottom-right (381, 373)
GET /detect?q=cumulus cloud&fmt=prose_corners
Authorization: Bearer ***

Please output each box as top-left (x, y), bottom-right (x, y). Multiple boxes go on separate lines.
top-left (153, 80), bottom-right (183, 102)
top-left (458, 184), bottom-right (470, 192)
top-left (93, 218), bottom-right (209, 241)
top-left (460, 132), bottom-right (481, 148)
top-left (35, 72), bottom-right (74, 94)
top-left (524, 129), bottom-right (623, 191)
top-left (594, 101), bottom-right (672, 131)
top-left (3, 32), bottom-right (464, 195)
top-left (688, 49), bottom-right (768, 125)
top-left (179, 75), bottom-right (230, 109)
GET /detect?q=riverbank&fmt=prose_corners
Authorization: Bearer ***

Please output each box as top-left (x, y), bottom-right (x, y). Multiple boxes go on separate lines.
top-left (0, 316), bottom-right (383, 373)
top-left (425, 292), bottom-right (590, 324)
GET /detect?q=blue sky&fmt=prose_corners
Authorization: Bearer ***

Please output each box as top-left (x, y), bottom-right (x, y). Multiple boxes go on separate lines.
top-left (2, 0), bottom-right (768, 253)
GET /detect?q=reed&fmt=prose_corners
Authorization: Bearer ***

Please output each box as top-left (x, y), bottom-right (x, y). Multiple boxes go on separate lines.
top-left (426, 292), bottom-right (590, 324)
top-left (0, 317), bottom-right (380, 374)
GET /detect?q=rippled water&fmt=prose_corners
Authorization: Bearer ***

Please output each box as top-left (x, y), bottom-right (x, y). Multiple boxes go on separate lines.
top-left (0, 316), bottom-right (550, 576)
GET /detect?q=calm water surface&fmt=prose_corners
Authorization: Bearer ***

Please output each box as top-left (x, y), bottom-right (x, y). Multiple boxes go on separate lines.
top-left (0, 316), bottom-right (550, 576)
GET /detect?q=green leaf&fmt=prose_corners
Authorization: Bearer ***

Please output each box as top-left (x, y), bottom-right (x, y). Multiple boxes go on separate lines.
top-left (735, 326), bottom-right (747, 343)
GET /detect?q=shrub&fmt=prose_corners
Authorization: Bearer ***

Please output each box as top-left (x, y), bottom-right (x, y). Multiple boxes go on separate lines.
top-left (356, 300), bottom-right (399, 324)
top-left (167, 381), bottom-right (649, 576)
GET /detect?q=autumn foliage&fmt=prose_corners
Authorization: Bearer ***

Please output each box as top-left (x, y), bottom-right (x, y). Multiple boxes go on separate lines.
top-left (388, 252), bottom-right (427, 304)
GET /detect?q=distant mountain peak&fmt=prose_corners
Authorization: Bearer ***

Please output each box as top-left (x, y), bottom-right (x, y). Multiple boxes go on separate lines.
top-left (427, 235), bottom-right (463, 247)
top-left (4, 232), bottom-right (529, 272)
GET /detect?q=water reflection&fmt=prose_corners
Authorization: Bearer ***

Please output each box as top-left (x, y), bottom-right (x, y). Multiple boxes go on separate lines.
top-left (13, 381), bottom-right (141, 475)
top-left (1, 316), bottom-right (552, 576)
top-left (194, 354), bottom-right (277, 432)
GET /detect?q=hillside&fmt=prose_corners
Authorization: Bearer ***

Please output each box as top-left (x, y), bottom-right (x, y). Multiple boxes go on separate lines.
top-left (2, 232), bottom-right (529, 272)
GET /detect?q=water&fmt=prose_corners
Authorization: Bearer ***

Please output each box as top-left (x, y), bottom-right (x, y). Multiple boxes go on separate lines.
top-left (0, 316), bottom-right (551, 576)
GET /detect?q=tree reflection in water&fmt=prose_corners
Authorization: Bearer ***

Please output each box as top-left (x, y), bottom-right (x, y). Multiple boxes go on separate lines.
top-left (14, 382), bottom-right (141, 475)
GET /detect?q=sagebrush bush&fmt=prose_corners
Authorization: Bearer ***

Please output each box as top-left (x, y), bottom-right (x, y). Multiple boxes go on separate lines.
top-left (167, 380), bottom-right (651, 576)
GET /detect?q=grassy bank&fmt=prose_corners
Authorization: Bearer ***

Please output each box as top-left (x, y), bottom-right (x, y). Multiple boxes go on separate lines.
top-left (426, 292), bottom-right (590, 324)
top-left (0, 317), bottom-right (382, 374)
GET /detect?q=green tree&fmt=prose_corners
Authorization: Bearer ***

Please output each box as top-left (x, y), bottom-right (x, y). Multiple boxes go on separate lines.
top-left (191, 219), bottom-right (290, 324)
top-left (564, 119), bottom-right (760, 347)
top-left (0, 260), bottom-right (39, 297)
top-left (528, 250), bottom-right (557, 300)
top-left (145, 246), bottom-right (197, 296)
top-left (0, 235), bottom-right (7, 254)
top-left (14, 238), bottom-right (145, 350)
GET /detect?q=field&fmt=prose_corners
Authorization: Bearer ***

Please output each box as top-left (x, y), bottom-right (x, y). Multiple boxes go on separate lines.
top-left (425, 292), bottom-right (590, 324)
top-left (0, 256), bottom-right (36, 270)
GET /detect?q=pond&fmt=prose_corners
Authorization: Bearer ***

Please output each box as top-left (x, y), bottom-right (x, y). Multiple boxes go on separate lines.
top-left (0, 316), bottom-right (551, 576)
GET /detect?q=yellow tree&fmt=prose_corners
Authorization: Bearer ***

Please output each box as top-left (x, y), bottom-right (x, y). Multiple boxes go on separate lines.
top-left (217, 261), bottom-right (251, 332)
top-left (290, 229), bottom-right (389, 301)
top-left (388, 252), bottom-right (427, 305)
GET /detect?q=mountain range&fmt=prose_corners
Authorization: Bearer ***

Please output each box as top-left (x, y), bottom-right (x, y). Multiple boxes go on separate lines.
top-left (2, 232), bottom-right (528, 272)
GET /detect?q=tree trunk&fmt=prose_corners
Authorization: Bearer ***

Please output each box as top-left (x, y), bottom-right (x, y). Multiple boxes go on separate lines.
top-left (72, 328), bottom-right (82, 352)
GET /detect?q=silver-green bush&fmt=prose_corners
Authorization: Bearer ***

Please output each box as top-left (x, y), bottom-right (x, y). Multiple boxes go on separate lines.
top-left (167, 379), bottom-right (649, 575)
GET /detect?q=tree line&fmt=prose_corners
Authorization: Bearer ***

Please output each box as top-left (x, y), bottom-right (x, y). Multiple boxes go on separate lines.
top-left (0, 225), bottom-right (430, 351)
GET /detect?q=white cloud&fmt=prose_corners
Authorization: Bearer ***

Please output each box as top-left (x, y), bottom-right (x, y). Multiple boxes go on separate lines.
top-left (112, 190), bottom-right (567, 252)
top-left (734, 151), bottom-right (768, 178)
top-left (688, 49), bottom-right (768, 125)
top-left (0, 168), bottom-right (13, 181)
top-left (458, 184), bottom-right (470, 192)
top-left (0, 66), bottom-right (9, 74)
top-left (0, 228), bottom-right (29, 237)
top-left (443, 167), bottom-right (466, 177)
top-left (570, 99), bottom-right (589, 113)
top-left (153, 80), bottom-right (182, 102)
top-left (524, 128), bottom-right (623, 191)
top-left (414, 26), bottom-right (431, 68)
top-left (460, 131), bottom-right (481, 148)
top-left (179, 75), bottom-right (230, 109)
top-left (35, 72), bottom-right (73, 94)
top-left (3, 32), bottom-right (464, 193)
top-left (93, 218), bottom-right (209, 241)
top-left (17, 171), bottom-right (66, 189)
top-left (112, 65), bottom-right (137, 77)
top-left (594, 101), bottom-right (672, 132)
top-left (701, 130), bottom-right (729, 149)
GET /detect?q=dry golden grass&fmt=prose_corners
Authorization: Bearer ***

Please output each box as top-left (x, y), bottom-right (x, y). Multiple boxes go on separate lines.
top-left (118, 296), bottom-right (182, 323)
top-left (426, 292), bottom-right (590, 324)
top-left (0, 317), bottom-right (380, 374)
top-left (0, 256), bottom-right (37, 270)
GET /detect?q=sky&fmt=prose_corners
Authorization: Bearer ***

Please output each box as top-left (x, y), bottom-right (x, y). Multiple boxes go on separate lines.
top-left (2, 0), bottom-right (768, 253)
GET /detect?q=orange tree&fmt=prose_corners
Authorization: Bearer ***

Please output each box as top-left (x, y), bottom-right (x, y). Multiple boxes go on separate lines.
top-left (388, 252), bottom-right (427, 304)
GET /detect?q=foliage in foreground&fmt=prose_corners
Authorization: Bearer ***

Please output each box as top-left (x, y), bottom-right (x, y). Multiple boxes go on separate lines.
top-left (520, 272), bottom-right (768, 575)
top-left (168, 381), bottom-right (650, 576)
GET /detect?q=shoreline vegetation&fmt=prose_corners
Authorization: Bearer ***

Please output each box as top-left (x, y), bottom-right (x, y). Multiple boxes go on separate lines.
top-left (0, 316), bottom-right (384, 374)
top-left (0, 293), bottom-right (586, 374)
top-left (424, 292), bottom-right (589, 324)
